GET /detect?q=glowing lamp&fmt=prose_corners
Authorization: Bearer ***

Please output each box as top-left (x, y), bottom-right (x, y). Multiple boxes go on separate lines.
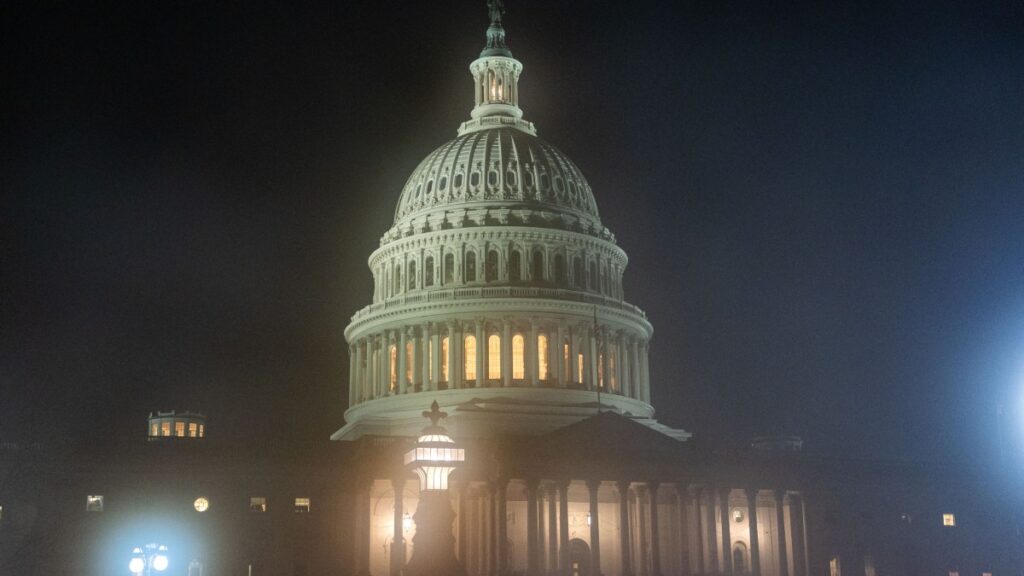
top-left (404, 401), bottom-right (464, 492)
top-left (152, 545), bottom-right (169, 571)
top-left (129, 548), bottom-right (145, 574)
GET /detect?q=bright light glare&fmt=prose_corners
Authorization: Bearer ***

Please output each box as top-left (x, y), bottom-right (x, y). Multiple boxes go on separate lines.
top-left (129, 557), bottom-right (145, 573)
top-left (152, 553), bottom-right (169, 571)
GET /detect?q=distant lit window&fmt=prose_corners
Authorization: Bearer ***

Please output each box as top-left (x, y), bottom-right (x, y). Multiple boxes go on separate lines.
top-left (828, 556), bottom-right (842, 576)
top-left (947, 571), bottom-right (959, 576)
top-left (440, 337), bottom-right (449, 381)
top-left (86, 495), bottom-right (104, 512)
top-left (198, 424), bottom-right (205, 438)
top-left (295, 498), bottom-right (310, 513)
top-left (188, 560), bottom-right (204, 576)
top-left (250, 497), bottom-right (267, 512)
top-left (512, 334), bottom-right (525, 379)
top-left (161, 422), bottom-right (171, 436)
top-left (488, 334), bottom-right (501, 380)
top-left (577, 353), bottom-right (584, 384)
top-left (900, 512), bottom-right (912, 524)
top-left (733, 508), bottom-right (744, 522)
top-left (175, 422), bottom-right (186, 437)
top-left (150, 423), bottom-right (158, 436)
top-left (406, 342), bottom-right (413, 385)
top-left (193, 497), bottom-right (209, 512)
top-left (189, 423), bottom-right (198, 437)
top-left (0, 504), bottom-right (4, 522)
top-left (864, 555), bottom-right (876, 576)
top-left (982, 572), bottom-right (993, 576)
top-left (943, 513), bottom-right (956, 527)
top-left (537, 334), bottom-right (549, 380)
top-left (464, 335), bottom-right (477, 380)
top-left (389, 345), bottom-right (397, 390)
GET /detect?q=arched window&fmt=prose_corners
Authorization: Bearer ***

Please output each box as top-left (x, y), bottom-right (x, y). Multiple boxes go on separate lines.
top-left (486, 250), bottom-right (499, 282)
top-left (589, 260), bottom-right (598, 290)
top-left (424, 257), bottom-right (434, 287)
top-left (440, 337), bottom-right (449, 382)
top-left (444, 253), bottom-right (454, 284)
top-left (608, 344), bottom-right (617, 391)
top-left (563, 340), bottom-right (571, 382)
top-left (537, 334), bottom-right (549, 380)
top-left (464, 335), bottom-right (477, 381)
top-left (733, 543), bottom-right (749, 574)
top-left (512, 334), bottom-right (525, 379)
top-left (465, 251), bottom-right (477, 282)
top-left (577, 353), bottom-right (584, 385)
top-left (553, 254), bottom-right (566, 285)
top-left (573, 257), bottom-right (583, 288)
top-left (597, 353), bottom-right (604, 389)
top-left (389, 344), bottom-right (397, 392)
top-left (509, 250), bottom-right (522, 282)
top-left (394, 263), bottom-right (402, 294)
top-left (488, 334), bottom-right (501, 380)
top-left (531, 250), bottom-right (544, 282)
top-left (407, 261), bottom-right (417, 291)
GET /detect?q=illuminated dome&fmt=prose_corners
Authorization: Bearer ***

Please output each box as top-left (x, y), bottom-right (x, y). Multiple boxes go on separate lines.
top-left (393, 128), bottom-right (604, 235)
top-left (333, 8), bottom-right (688, 442)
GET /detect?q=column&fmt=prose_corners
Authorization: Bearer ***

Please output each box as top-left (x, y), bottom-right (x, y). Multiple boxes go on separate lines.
top-left (705, 488), bottom-right (718, 574)
top-left (557, 480), bottom-right (570, 576)
top-left (485, 483), bottom-right (495, 576)
top-left (527, 479), bottom-right (541, 576)
top-left (555, 325), bottom-right (566, 387)
top-left (693, 487), bottom-right (705, 576)
top-left (547, 484), bottom-right (558, 574)
top-left (586, 479), bottom-right (602, 576)
top-left (569, 326), bottom-right (580, 385)
top-left (476, 319), bottom-right (485, 388)
top-left (421, 323), bottom-right (431, 391)
top-left (675, 483), bottom-right (690, 576)
top-left (789, 494), bottom-right (807, 576)
top-left (617, 481), bottom-right (633, 576)
top-left (640, 342), bottom-right (651, 402)
top-left (412, 328), bottom-right (422, 392)
top-left (775, 490), bottom-right (790, 576)
top-left (391, 477), bottom-right (405, 576)
top-left (356, 340), bottom-right (367, 402)
top-left (529, 321), bottom-right (540, 387)
top-left (746, 489), bottom-right (761, 576)
top-left (630, 339), bottom-right (641, 399)
top-left (648, 483), bottom-right (663, 576)
top-left (348, 345), bottom-right (356, 405)
top-left (588, 328), bottom-right (598, 390)
top-left (719, 487), bottom-right (733, 575)
top-left (636, 485), bottom-right (649, 576)
top-left (616, 334), bottom-right (627, 394)
top-left (354, 476), bottom-right (372, 576)
top-left (503, 320), bottom-right (513, 387)
top-left (380, 333), bottom-right (389, 396)
top-left (398, 329), bottom-right (408, 394)
top-left (497, 477), bottom-right (509, 576)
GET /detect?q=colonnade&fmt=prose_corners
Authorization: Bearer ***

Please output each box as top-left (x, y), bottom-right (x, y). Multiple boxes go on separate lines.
top-left (347, 320), bottom-right (651, 407)
top-left (353, 478), bottom-right (808, 576)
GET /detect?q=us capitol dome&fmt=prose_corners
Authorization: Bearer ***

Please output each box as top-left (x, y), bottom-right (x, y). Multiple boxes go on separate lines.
top-left (332, 8), bottom-right (688, 442)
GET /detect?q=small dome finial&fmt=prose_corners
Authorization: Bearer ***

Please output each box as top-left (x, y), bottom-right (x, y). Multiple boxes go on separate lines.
top-left (482, 0), bottom-right (512, 57)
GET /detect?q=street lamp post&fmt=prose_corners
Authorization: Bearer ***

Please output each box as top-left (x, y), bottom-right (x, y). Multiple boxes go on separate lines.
top-left (129, 543), bottom-right (169, 576)
top-left (403, 401), bottom-right (467, 576)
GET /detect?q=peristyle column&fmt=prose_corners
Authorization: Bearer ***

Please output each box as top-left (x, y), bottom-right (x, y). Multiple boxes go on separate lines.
top-left (775, 490), bottom-right (789, 576)
top-left (586, 479), bottom-right (602, 576)
top-left (648, 482), bottom-right (663, 576)
top-left (617, 480), bottom-right (633, 576)
top-left (746, 489), bottom-right (761, 576)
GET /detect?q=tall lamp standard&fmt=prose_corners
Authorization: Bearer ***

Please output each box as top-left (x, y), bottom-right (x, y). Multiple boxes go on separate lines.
top-left (403, 401), bottom-right (467, 576)
top-left (129, 543), bottom-right (169, 576)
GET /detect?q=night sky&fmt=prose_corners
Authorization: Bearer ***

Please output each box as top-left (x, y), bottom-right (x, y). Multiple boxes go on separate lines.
top-left (3, 0), bottom-right (1023, 465)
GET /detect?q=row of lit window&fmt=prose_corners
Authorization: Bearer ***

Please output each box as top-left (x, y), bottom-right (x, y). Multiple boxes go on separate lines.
top-left (83, 495), bottom-right (311, 513)
top-left (149, 421), bottom-right (205, 438)
top-left (378, 334), bottom-right (621, 391)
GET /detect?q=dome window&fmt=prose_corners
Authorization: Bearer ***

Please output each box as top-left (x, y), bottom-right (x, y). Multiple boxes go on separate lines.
top-left (465, 252), bottom-right (477, 282)
top-left (506, 170), bottom-right (517, 187)
top-left (487, 170), bottom-right (499, 188)
top-left (486, 250), bottom-right (499, 282)
top-left (523, 170), bottom-right (534, 189)
top-left (539, 172), bottom-right (550, 191)
top-left (444, 254), bottom-right (455, 284)
top-left (426, 180), bottom-right (434, 196)
top-left (439, 175), bottom-right (448, 190)
top-left (408, 261), bottom-right (417, 291)
top-left (509, 251), bottom-right (522, 282)
top-left (554, 254), bottom-right (566, 285)
top-left (424, 257), bottom-right (434, 287)
top-left (415, 184), bottom-right (423, 199)
top-left (531, 250), bottom-right (545, 282)
top-left (568, 181), bottom-right (578, 199)
top-left (454, 173), bottom-right (464, 189)
top-left (553, 176), bottom-right (564, 195)
top-left (470, 171), bottom-right (481, 189)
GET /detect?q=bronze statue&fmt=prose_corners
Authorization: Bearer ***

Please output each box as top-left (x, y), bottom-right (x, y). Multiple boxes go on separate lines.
top-left (487, 0), bottom-right (505, 25)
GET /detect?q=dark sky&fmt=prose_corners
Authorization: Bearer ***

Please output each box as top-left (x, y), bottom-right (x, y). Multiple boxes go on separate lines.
top-left (3, 0), bottom-right (1023, 465)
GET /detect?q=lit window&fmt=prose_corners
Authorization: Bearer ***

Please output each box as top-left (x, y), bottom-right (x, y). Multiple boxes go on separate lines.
top-left (0, 504), bottom-right (4, 522)
top-left (900, 512), bottom-right (912, 524)
top-left (537, 334), bottom-right (549, 380)
top-left (161, 422), bottom-right (171, 436)
top-left (597, 353), bottom-right (604, 388)
top-left (150, 423), bottom-right (158, 436)
top-left (943, 513), bottom-right (956, 527)
top-left (512, 334), bottom-right (525, 379)
top-left (947, 571), bottom-right (959, 576)
top-left (733, 508), bottom-right (744, 522)
top-left (609, 346), bottom-right (617, 390)
top-left (86, 495), bottom-right (104, 512)
top-left (389, 345), bottom-right (397, 390)
top-left (175, 422), bottom-right (185, 437)
top-left (488, 334), bottom-right (501, 380)
top-left (577, 353), bottom-right (584, 384)
top-left (464, 335), bottom-right (477, 380)
top-left (193, 497), bottom-right (209, 512)
top-left (441, 337), bottom-right (449, 381)
top-left (563, 342), bottom-right (570, 382)
top-left (198, 424), bottom-right (204, 438)
top-left (295, 498), bottom-right (310, 513)
top-left (864, 556), bottom-right (876, 576)
top-left (250, 497), bottom-right (267, 512)
top-left (829, 556), bottom-right (842, 576)
top-left (189, 423), bottom-right (198, 437)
